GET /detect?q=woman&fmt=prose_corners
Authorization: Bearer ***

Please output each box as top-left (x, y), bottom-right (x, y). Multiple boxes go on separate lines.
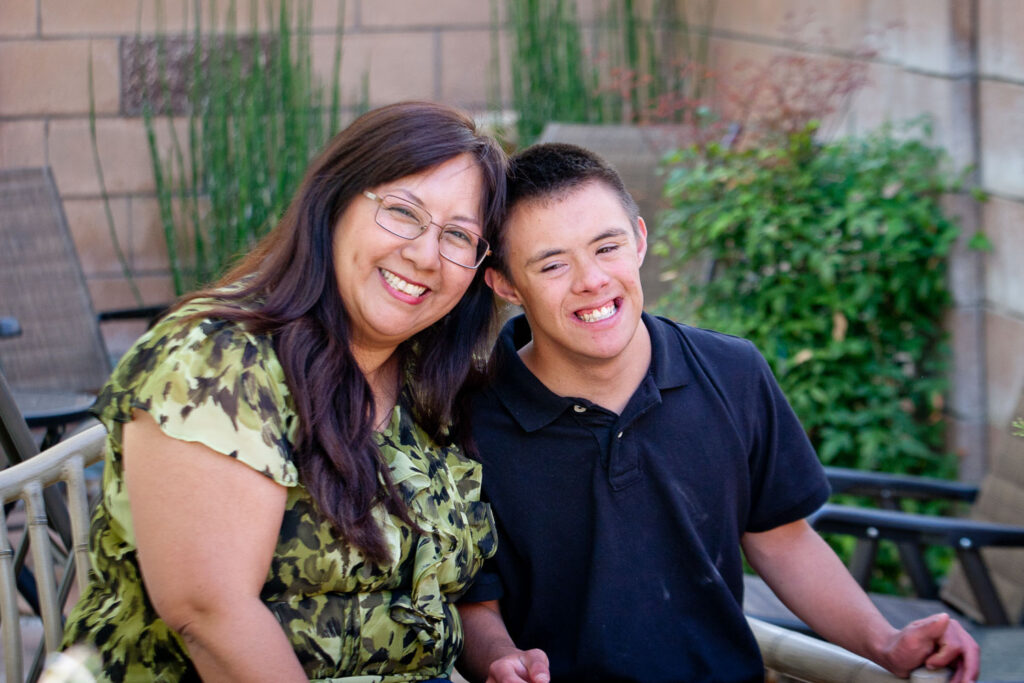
top-left (62, 101), bottom-right (505, 682)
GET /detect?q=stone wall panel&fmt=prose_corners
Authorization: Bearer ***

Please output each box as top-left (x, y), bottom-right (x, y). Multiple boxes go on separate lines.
top-left (979, 0), bottom-right (1024, 81)
top-left (0, 121), bottom-right (47, 168)
top-left (48, 118), bottom-right (154, 195)
top-left (0, 40), bottom-right (119, 116)
top-left (62, 198), bottom-right (133, 276)
top-left (980, 80), bottom-right (1024, 199)
top-left (359, 0), bottom-right (489, 27)
top-left (0, 0), bottom-right (38, 38)
top-left (983, 196), bottom-right (1024, 317)
top-left (985, 312), bottom-right (1024, 426)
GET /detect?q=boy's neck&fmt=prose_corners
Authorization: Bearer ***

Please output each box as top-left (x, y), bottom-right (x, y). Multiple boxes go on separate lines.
top-left (519, 321), bottom-right (652, 415)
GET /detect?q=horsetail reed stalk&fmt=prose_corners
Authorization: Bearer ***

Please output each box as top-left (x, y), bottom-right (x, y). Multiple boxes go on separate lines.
top-left (88, 45), bottom-right (143, 306)
top-left (507, 0), bottom-right (604, 143)
top-left (503, 0), bottom-right (715, 144)
top-left (142, 0), bottom-right (343, 294)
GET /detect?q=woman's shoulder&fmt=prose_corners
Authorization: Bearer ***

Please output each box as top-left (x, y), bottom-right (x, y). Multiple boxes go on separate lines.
top-left (128, 295), bottom-right (276, 375)
top-left (96, 292), bottom-right (299, 483)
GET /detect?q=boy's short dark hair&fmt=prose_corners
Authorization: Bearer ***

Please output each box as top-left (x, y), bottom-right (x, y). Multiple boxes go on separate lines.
top-left (492, 142), bottom-right (640, 274)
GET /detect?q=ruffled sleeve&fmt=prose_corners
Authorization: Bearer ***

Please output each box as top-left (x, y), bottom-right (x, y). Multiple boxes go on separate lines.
top-left (93, 304), bottom-right (299, 486)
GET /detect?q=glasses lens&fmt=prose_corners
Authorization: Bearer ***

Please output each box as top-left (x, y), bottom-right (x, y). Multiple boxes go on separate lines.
top-left (376, 197), bottom-right (428, 239)
top-left (439, 227), bottom-right (488, 268)
top-left (374, 194), bottom-right (488, 268)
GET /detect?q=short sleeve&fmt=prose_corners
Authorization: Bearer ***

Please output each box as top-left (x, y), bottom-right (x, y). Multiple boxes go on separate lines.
top-left (457, 563), bottom-right (504, 604)
top-left (742, 344), bottom-right (830, 532)
top-left (94, 308), bottom-right (300, 486)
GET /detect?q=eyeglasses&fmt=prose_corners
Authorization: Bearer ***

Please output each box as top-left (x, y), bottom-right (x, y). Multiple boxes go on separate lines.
top-left (363, 191), bottom-right (491, 269)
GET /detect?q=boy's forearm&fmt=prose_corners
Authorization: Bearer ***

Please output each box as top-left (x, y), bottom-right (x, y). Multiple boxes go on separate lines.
top-left (742, 520), bottom-right (896, 660)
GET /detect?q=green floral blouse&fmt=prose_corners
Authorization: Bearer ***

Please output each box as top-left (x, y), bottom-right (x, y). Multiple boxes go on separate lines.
top-left (62, 299), bottom-right (496, 682)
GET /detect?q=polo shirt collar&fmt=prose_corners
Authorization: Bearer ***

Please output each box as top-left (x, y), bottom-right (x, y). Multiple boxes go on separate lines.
top-left (490, 312), bottom-right (692, 432)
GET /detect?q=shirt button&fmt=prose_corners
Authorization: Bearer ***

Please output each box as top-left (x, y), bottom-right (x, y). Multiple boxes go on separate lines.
top-left (573, 404), bottom-right (586, 413)
top-left (617, 431), bottom-right (623, 439)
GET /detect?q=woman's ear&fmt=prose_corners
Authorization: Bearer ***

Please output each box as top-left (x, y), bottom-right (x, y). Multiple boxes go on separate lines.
top-left (485, 268), bottom-right (522, 306)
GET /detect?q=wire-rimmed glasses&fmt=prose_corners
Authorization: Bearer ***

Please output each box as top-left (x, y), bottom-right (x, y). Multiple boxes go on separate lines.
top-left (363, 191), bottom-right (491, 269)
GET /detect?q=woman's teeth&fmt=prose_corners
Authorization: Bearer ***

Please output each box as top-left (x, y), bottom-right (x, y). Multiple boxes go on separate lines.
top-left (577, 302), bottom-right (616, 323)
top-left (382, 269), bottom-right (426, 297)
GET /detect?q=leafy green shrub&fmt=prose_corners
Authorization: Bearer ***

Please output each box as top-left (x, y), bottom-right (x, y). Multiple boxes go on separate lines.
top-left (655, 120), bottom-right (974, 592)
top-left (655, 120), bottom-right (963, 479)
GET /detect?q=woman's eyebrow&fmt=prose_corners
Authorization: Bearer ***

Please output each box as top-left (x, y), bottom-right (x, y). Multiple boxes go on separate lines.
top-left (389, 188), bottom-right (481, 225)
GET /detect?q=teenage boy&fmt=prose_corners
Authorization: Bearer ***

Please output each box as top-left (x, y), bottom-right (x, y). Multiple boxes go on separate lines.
top-left (456, 143), bottom-right (979, 683)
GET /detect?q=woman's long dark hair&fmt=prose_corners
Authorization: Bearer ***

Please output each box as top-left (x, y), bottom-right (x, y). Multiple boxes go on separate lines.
top-left (175, 102), bottom-right (506, 563)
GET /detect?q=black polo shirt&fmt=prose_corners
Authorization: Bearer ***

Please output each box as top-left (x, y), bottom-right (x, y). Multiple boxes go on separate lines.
top-left (462, 313), bottom-right (830, 682)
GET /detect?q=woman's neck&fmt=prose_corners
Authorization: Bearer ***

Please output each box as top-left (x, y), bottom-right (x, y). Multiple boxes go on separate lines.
top-left (361, 352), bottom-right (401, 431)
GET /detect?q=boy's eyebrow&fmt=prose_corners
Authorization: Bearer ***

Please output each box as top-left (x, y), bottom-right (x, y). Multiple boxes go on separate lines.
top-left (525, 247), bottom-right (566, 267)
top-left (524, 227), bottom-right (630, 267)
top-left (592, 227), bottom-right (629, 242)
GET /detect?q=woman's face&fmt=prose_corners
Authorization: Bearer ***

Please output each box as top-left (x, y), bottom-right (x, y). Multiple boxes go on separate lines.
top-left (332, 152), bottom-right (484, 364)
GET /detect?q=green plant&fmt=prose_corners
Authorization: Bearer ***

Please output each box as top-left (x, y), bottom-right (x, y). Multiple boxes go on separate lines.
top-left (500, 0), bottom-right (714, 145)
top-left (142, 0), bottom-right (343, 294)
top-left (656, 120), bottom-right (963, 477)
top-left (655, 120), bottom-right (972, 593)
top-left (502, 0), bottom-right (604, 144)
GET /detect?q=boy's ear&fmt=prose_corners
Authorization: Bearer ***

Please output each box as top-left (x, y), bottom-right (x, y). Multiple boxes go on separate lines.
top-left (485, 267), bottom-right (522, 306)
top-left (636, 216), bottom-right (649, 267)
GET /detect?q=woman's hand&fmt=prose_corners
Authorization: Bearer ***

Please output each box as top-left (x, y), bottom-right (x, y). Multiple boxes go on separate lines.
top-left (124, 410), bottom-right (307, 682)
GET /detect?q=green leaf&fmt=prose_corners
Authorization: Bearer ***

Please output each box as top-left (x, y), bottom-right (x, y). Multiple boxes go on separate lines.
top-left (967, 231), bottom-right (994, 252)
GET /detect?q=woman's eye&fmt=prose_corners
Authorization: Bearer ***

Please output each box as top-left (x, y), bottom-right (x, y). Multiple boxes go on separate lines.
top-left (443, 227), bottom-right (474, 245)
top-left (386, 204), bottom-right (421, 222)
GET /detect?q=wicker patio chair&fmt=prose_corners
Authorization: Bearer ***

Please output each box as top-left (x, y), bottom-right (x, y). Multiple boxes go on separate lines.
top-left (0, 424), bottom-right (105, 682)
top-left (0, 167), bottom-right (163, 449)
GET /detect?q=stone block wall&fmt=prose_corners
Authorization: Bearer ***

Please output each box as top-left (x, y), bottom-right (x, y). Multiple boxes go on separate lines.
top-left (1, 0), bottom-right (1021, 475)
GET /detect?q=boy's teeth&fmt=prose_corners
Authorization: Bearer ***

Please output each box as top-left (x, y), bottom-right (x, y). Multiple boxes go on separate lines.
top-left (578, 302), bottom-right (616, 323)
top-left (382, 269), bottom-right (426, 297)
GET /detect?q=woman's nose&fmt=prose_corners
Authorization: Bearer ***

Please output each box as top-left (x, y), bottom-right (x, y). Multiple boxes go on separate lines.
top-left (400, 224), bottom-right (443, 270)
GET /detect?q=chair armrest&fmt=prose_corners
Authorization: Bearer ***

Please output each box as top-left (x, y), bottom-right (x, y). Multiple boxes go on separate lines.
top-left (0, 317), bottom-right (21, 338)
top-left (825, 466), bottom-right (978, 503)
top-left (747, 617), bottom-right (950, 682)
top-left (811, 503), bottom-right (1024, 549)
top-left (96, 304), bottom-right (169, 325)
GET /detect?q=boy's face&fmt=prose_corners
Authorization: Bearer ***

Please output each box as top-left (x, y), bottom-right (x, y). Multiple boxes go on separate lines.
top-left (486, 180), bottom-right (647, 369)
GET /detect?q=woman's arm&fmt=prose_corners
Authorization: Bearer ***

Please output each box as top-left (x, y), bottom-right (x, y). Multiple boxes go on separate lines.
top-left (124, 410), bottom-right (308, 682)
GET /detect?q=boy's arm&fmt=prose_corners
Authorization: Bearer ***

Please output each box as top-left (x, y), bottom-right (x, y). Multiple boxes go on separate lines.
top-left (741, 519), bottom-right (979, 683)
top-left (457, 600), bottom-right (550, 683)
